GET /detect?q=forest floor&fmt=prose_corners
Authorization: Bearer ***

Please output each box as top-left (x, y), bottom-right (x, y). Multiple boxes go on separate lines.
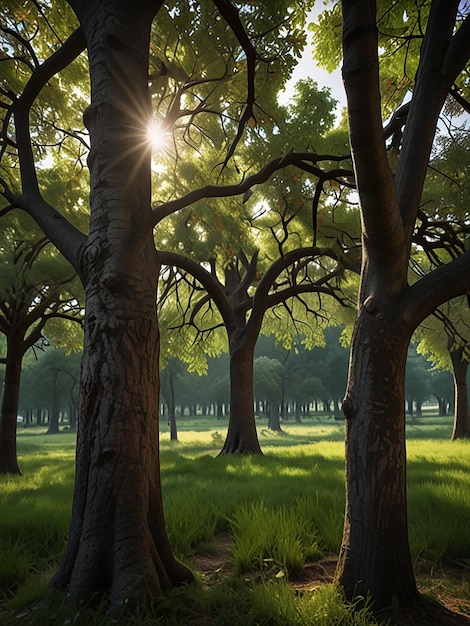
top-left (192, 534), bottom-right (470, 626)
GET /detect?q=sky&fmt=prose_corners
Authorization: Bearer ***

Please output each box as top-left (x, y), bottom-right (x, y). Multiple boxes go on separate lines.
top-left (279, 2), bottom-right (469, 130)
top-left (278, 5), bottom-right (346, 116)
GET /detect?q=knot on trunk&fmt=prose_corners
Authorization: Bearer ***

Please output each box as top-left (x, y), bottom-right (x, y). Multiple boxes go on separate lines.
top-left (101, 272), bottom-right (121, 291)
top-left (342, 396), bottom-right (355, 420)
top-left (100, 448), bottom-right (118, 464)
top-left (84, 243), bottom-right (102, 265)
top-left (363, 295), bottom-right (377, 314)
top-left (83, 104), bottom-right (97, 132)
top-left (101, 317), bottom-right (122, 333)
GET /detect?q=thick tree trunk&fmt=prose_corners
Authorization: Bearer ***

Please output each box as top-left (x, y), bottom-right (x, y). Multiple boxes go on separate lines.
top-left (50, 1), bottom-right (192, 612)
top-left (219, 335), bottom-right (262, 454)
top-left (450, 348), bottom-right (470, 440)
top-left (0, 335), bottom-right (23, 474)
top-left (338, 310), bottom-right (419, 610)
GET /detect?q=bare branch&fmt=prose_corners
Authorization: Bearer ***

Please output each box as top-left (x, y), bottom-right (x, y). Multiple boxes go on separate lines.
top-left (152, 152), bottom-right (351, 226)
top-left (449, 85), bottom-right (470, 114)
top-left (159, 250), bottom-right (237, 331)
top-left (212, 0), bottom-right (257, 167)
top-left (0, 27), bottom-right (39, 68)
top-left (5, 28), bottom-right (87, 272)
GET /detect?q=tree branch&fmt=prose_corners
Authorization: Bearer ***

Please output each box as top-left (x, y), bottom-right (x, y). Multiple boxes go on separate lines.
top-left (395, 1), bottom-right (460, 241)
top-left (403, 250), bottom-right (470, 328)
top-left (442, 12), bottom-right (470, 86)
top-left (449, 85), bottom-right (470, 114)
top-left (341, 0), bottom-right (404, 260)
top-left (253, 246), bottom-right (337, 314)
top-left (158, 250), bottom-right (237, 333)
top-left (232, 250), bottom-right (258, 302)
top-left (152, 152), bottom-right (350, 226)
top-left (212, 0), bottom-right (257, 167)
top-left (7, 27), bottom-right (87, 273)
top-left (265, 280), bottom-right (345, 310)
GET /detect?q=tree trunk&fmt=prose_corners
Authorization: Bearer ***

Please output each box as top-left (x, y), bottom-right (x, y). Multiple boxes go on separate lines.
top-left (50, 1), bottom-right (192, 612)
top-left (450, 348), bottom-right (470, 440)
top-left (295, 402), bottom-right (301, 423)
top-left (268, 401), bottom-right (282, 432)
top-left (0, 335), bottom-right (23, 474)
top-left (219, 335), bottom-right (262, 454)
top-left (168, 374), bottom-right (178, 441)
top-left (46, 372), bottom-right (60, 435)
top-left (338, 310), bottom-right (419, 609)
top-left (69, 403), bottom-right (77, 432)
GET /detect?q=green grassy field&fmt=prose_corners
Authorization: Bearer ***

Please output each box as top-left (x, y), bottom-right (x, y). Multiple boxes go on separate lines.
top-left (1, 415), bottom-right (469, 624)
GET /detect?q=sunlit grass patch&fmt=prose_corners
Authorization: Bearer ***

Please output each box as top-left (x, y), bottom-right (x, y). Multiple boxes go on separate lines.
top-left (0, 433), bottom-right (75, 601)
top-left (248, 582), bottom-right (379, 626)
top-left (230, 501), bottom-right (310, 576)
top-left (164, 491), bottom-right (223, 557)
top-left (407, 439), bottom-right (470, 561)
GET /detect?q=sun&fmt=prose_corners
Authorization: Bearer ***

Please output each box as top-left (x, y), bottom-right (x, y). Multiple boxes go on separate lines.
top-left (146, 118), bottom-right (170, 152)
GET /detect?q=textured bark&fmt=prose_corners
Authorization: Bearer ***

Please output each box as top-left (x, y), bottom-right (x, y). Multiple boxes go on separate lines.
top-left (338, 309), bottom-right (419, 608)
top-left (0, 336), bottom-right (23, 474)
top-left (219, 334), bottom-right (262, 454)
top-left (450, 349), bottom-right (470, 440)
top-left (51, 256), bottom-right (193, 608)
top-left (50, 1), bottom-right (193, 612)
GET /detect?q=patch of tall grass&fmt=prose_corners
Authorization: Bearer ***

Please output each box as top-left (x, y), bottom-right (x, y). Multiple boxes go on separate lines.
top-left (407, 439), bottom-right (470, 562)
top-left (230, 500), bottom-right (322, 576)
top-left (0, 440), bottom-right (74, 601)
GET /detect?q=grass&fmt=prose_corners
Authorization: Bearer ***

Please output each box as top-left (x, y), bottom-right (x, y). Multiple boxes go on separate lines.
top-left (1, 415), bottom-right (469, 624)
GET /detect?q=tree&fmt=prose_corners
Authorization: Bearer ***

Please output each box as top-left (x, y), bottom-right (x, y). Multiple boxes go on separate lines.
top-left (160, 246), bottom-right (349, 453)
top-left (1, 1), bottom-right (193, 609)
top-left (1, 0), bottom-right (323, 612)
top-left (430, 366), bottom-right (455, 417)
top-left (0, 221), bottom-right (83, 473)
top-left (160, 357), bottom-right (186, 441)
top-left (405, 343), bottom-right (432, 419)
top-left (330, 0), bottom-right (470, 618)
top-left (449, 342), bottom-right (470, 439)
top-left (156, 77), bottom-right (356, 454)
top-left (254, 355), bottom-right (283, 431)
top-left (415, 299), bottom-right (470, 437)
top-left (19, 347), bottom-right (82, 430)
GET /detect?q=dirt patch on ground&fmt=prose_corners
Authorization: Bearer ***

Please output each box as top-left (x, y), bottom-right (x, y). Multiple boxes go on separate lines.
top-left (191, 533), bottom-right (235, 584)
top-left (191, 535), bottom-right (470, 625)
top-left (290, 556), bottom-right (338, 591)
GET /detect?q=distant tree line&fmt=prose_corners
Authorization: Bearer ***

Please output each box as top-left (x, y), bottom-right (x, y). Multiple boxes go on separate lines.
top-left (10, 329), bottom-right (458, 434)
